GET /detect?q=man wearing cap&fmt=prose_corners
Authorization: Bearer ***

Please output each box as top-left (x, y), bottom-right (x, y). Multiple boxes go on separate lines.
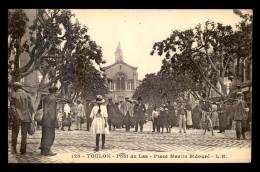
top-left (75, 99), bottom-right (85, 130)
top-left (85, 99), bottom-right (93, 131)
top-left (133, 97), bottom-right (146, 132)
top-left (121, 96), bottom-right (133, 131)
top-left (233, 92), bottom-right (248, 140)
top-left (10, 82), bottom-right (34, 155)
top-left (107, 98), bottom-right (116, 131)
top-left (40, 86), bottom-right (59, 156)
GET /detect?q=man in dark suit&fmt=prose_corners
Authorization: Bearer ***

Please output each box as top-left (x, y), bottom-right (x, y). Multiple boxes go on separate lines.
top-left (10, 82), bottom-right (34, 155)
top-left (40, 86), bottom-right (58, 156)
top-left (133, 97), bottom-right (146, 132)
top-left (107, 98), bottom-right (116, 131)
top-left (233, 92), bottom-right (248, 140)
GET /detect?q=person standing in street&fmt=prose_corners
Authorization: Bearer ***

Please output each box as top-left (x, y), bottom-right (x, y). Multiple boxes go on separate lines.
top-left (10, 82), bottom-right (34, 155)
top-left (211, 102), bottom-right (219, 130)
top-left (164, 108), bottom-right (171, 133)
top-left (57, 110), bottom-right (62, 129)
top-left (233, 92), bottom-right (248, 140)
top-left (133, 97), bottom-right (146, 132)
top-left (40, 86), bottom-right (59, 156)
top-left (151, 106), bottom-right (159, 132)
top-left (185, 100), bottom-right (193, 129)
top-left (157, 107), bottom-right (164, 133)
top-left (121, 96), bottom-right (133, 132)
top-left (217, 98), bottom-right (227, 133)
top-left (165, 100), bottom-right (175, 128)
top-left (75, 99), bottom-right (85, 130)
top-left (198, 93), bottom-right (214, 136)
top-left (178, 100), bottom-right (187, 134)
top-left (192, 105), bottom-right (201, 129)
top-left (85, 99), bottom-right (93, 131)
top-left (90, 95), bottom-right (109, 151)
top-left (61, 100), bottom-right (72, 131)
top-left (225, 100), bottom-right (233, 130)
top-left (107, 98), bottom-right (116, 131)
top-left (114, 102), bottom-right (124, 128)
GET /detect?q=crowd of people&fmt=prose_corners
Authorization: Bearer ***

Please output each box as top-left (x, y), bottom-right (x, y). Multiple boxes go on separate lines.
top-left (8, 81), bottom-right (251, 155)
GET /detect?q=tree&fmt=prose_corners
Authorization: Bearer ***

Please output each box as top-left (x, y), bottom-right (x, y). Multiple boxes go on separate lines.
top-left (151, 10), bottom-right (252, 99)
top-left (8, 9), bottom-right (29, 83)
top-left (8, 9), bottom-right (108, 110)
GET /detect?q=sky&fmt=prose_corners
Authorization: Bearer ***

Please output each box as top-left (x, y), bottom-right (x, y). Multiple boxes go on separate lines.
top-left (71, 9), bottom-right (252, 80)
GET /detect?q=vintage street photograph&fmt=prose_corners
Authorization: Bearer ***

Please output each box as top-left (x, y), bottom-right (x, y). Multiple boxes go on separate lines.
top-left (8, 9), bottom-right (252, 163)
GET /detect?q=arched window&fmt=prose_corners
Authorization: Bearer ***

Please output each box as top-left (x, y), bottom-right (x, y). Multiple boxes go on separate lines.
top-left (116, 74), bottom-right (126, 90)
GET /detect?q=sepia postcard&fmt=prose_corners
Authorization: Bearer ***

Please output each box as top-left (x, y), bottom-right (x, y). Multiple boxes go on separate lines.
top-left (8, 9), bottom-right (252, 163)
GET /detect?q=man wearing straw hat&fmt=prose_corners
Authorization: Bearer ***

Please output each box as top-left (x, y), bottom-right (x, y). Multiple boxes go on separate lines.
top-left (233, 92), bottom-right (248, 140)
top-left (10, 82), bottom-right (34, 155)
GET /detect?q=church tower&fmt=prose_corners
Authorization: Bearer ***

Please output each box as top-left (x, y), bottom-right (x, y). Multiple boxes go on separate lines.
top-left (114, 42), bottom-right (124, 63)
top-left (104, 42), bottom-right (140, 102)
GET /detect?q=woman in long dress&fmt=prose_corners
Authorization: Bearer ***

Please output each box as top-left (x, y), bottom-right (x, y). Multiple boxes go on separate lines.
top-left (90, 95), bottom-right (109, 152)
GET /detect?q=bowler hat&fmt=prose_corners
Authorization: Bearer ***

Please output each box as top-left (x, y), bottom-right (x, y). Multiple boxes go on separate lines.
top-left (48, 86), bottom-right (58, 93)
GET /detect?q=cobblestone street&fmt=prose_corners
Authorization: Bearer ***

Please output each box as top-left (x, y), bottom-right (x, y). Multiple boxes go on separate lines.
top-left (8, 121), bottom-right (251, 163)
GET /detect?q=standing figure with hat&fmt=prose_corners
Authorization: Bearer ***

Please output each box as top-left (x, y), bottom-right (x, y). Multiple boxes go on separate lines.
top-left (157, 107), bottom-right (164, 133)
top-left (198, 93), bottom-right (214, 136)
top-left (85, 99), bottom-right (93, 131)
top-left (151, 106), bottom-right (159, 132)
top-left (185, 99), bottom-right (193, 129)
top-left (75, 99), bottom-right (85, 130)
top-left (232, 92), bottom-right (248, 140)
top-left (90, 95), bottom-right (109, 151)
top-left (107, 98), bottom-right (116, 131)
top-left (211, 102), bottom-right (219, 130)
top-left (61, 100), bottom-right (73, 131)
top-left (10, 82), bottom-right (34, 155)
top-left (121, 96), bottom-right (133, 132)
top-left (164, 108), bottom-right (172, 133)
top-left (114, 101), bottom-right (124, 128)
top-left (133, 97), bottom-right (146, 132)
top-left (217, 98), bottom-right (227, 133)
top-left (40, 86), bottom-right (59, 156)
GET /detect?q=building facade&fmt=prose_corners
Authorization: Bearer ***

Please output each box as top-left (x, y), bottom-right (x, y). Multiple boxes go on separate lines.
top-left (104, 43), bottom-right (140, 102)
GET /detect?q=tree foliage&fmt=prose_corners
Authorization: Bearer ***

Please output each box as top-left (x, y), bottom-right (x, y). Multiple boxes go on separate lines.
top-left (8, 9), bottom-right (108, 108)
top-left (150, 10), bottom-right (252, 99)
